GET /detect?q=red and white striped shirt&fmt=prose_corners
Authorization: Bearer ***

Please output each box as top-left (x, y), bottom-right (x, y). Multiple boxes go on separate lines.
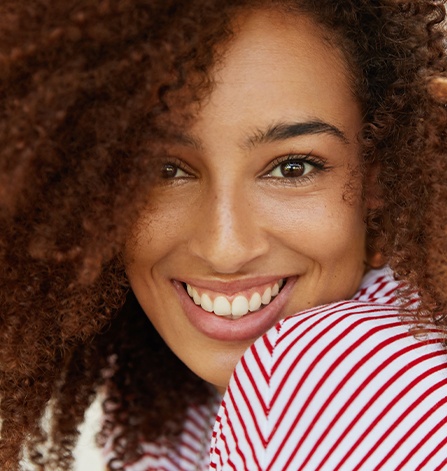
top-left (113, 399), bottom-right (220, 471)
top-left (116, 267), bottom-right (447, 470)
top-left (209, 267), bottom-right (447, 470)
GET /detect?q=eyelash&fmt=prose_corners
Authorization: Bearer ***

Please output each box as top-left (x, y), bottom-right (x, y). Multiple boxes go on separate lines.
top-left (263, 153), bottom-right (329, 185)
top-left (156, 153), bottom-right (329, 185)
top-left (157, 158), bottom-right (193, 181)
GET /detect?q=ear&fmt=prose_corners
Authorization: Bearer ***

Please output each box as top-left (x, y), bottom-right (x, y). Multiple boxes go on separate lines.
top-left (364, 161), bottom-right (382, 211)
top-left (366, 249), bottom-right (387, 269)
top-left (363, 161), bottom-right (386, 269)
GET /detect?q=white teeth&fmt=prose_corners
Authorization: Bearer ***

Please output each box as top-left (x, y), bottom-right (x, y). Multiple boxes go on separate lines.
top-left (261, 287), bottom-right (272, 305)
top-left (232, 296), bottom-right (249, 316)
top-left (249, 292), bottom-right (262, 312)
top-left (192, 288), bottom-right (201, 305)
top-left (185, 278), bottom-right (285, 319)
top-left (213, 296), bottom-right (231, 316)
top-left (201, 293), bottom-right (213, 312)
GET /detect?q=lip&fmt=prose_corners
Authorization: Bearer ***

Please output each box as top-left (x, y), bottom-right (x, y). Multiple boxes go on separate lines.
top-left (177, 276), bottom-right (286, 295)
top-left (172, 276), bottom-right (298, 342)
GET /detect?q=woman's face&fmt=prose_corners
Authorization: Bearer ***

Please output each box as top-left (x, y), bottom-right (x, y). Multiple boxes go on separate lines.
top-left (125, 9), bottom-right (369, 392)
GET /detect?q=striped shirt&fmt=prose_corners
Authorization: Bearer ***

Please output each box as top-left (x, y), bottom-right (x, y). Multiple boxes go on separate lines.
top-left (113, 399), bottom-right (219, 471)
top-left (209, 267), bottom-right (447, 470)
top-left (116, 267), bottom-right (447, 470)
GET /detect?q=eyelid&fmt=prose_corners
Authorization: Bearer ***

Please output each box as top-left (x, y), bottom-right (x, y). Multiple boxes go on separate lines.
top-left (158, 156), bottom-right (195, 178)
top-left (263, 153), bottom-right (328, 177)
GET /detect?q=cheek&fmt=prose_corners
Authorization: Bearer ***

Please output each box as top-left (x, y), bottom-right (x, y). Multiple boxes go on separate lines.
top-left (125, 202), bottom-right (190, 265)
top-left (267, 192), bottom-right (367, 265)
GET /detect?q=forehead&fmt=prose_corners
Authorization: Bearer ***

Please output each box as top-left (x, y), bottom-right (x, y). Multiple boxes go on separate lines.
top-left (214, 8), bottom-right (353, 98)
top-left (185, 8), bottom-right (361, 149)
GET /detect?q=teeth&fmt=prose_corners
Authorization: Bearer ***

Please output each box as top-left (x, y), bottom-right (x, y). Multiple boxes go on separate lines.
top-left (185, 278), bottom-right (285, 319)
top-left (261, 287), bottom-right (272, 305)
top-left (232, 296), bottom-right (249, 316)
top-left (192, 288), bottom-right (201, 305)
top-left (201, 293), bottom-right (213, 312)
top-left (214, 296), bottom-right (231, 316)
top-left (249, 292), bottom-right (262, 312)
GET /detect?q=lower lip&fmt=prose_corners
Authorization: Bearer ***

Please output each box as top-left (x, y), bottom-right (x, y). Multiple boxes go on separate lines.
top-left (172, 277), bottom-right (298, 342)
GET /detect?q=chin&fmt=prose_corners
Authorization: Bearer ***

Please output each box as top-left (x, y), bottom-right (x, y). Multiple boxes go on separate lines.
top-left (189, 345), bottom-right (249, 393)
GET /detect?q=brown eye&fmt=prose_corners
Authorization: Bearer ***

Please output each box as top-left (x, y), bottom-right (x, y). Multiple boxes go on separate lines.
top-left (279, 161), bottom-right (305, 177)
top-left (161, 163), bottom-right (177, 178)
top-left (269, 159), bottom-right (311, 178)
top-left (160, 163), bottom-right (189, 179)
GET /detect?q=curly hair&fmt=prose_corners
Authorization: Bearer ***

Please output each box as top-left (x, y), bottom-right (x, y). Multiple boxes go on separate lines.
top-left (0, 0), bottom-right (446, 470)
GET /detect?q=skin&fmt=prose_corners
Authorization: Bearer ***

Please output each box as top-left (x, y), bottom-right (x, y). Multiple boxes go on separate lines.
top-left (125, 9), bottom-right (373, 393)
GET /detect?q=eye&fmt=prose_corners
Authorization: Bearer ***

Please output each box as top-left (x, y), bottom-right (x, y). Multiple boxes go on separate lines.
top-left (269, 160), bottom-right (310, 178)
top-left (265, 154), bottom-right (326, 180)
top-left (159, 162), bottom-right (190, 179)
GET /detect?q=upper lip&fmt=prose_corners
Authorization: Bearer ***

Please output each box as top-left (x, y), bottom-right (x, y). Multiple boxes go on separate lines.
top-left (174, 275), bottom-right (294, 295)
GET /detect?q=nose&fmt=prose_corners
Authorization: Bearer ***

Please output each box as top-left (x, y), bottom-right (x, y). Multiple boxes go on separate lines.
top-left (188, 187), bottom-right (269, 273)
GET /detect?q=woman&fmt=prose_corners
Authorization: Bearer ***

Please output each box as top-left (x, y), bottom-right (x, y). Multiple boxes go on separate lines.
top-left (1, 0), bottom-right (447, 470)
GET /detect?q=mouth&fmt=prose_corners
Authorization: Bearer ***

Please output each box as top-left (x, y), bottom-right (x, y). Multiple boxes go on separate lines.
top-left (173, 275), bottom-right (297, 342)
top-left (182, 278), bottom-right (286, 319)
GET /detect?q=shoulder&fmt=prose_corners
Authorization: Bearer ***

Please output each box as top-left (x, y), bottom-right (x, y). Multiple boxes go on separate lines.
top-left (210, 298), bottom-right (447, 470)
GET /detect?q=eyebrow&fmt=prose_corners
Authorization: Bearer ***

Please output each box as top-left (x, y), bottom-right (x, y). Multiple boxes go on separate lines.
top-left (168, 119), bottom-right (349, 150)
top-left (245, 120), bottom-right (349, 148)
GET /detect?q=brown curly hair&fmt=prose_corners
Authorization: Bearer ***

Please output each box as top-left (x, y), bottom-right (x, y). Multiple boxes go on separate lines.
top-left (0, 0), bottom-right (446, 469)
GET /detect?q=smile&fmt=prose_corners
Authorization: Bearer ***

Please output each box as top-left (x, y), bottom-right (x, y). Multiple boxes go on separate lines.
top-left (183, 279), bottom-right (285, 319)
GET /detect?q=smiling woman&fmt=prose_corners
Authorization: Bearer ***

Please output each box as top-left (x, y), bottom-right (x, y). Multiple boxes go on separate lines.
top-left (125, 9), bottom-right (368, 391)
top-left (1, 0), bottom-right (447, 470)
